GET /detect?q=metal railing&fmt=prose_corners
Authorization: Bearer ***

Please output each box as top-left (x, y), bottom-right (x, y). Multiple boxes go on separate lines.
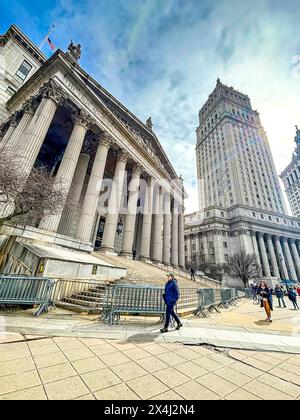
top-left (0, 276), bottom-right (54, 316)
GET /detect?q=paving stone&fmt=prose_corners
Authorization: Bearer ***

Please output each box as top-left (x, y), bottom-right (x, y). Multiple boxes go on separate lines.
top-left (153, 367), bottom-right (190, 388)
top-left (111, 361), bottom-right (148, 381)
top-left (94, 383), bottom-right (140, 400)
top-left (0, 370), bottom-right (41, 396)
top-left (243, 380), bottom-right (294, 400)
top-left (193, 356), bottom-right (224, 372)
top-left (39, 362), bottom-right (78, 384)
top-left (72, 357), bottom-right (106, 374)
top-left (64, 347), bottom-right (95, 362)
top-left (33, 351), bottom-right (68, 369)
top-left (122, 347), bottom-right (152, 360)
top-left (175, 361), bottom-right (209, 379)
top-left (29, 343), bottom-right (60, 357)
top-left (257, 373), bottom-right (300, 399)
top-left (225, 388), bottom-right (262, 400)
top-left (156, 352), bottom-right (187, 366)
top-left (0, 386), bottom-right (47, 400)
top-left (0, 357), bottom-right (35, 376)
top-left (81, 368), bottom-right (121, 392)
top-left (136, 356), bottom-right (169, 373)
top-left (126, 374), bottom-right (169, 399)
top-left (0, 349), bottom-right (31, 362)
top-left (142, 344), bottom-right (169, 356)
top-left (174, 348), bottom-right (200, 361)
top-left (99, 351), bottom-right (131, 367)
top-left (44, 376), bottom-right (90, 400)
top-left (149, 390), bottom-right (184, 400)
top-left (230, 361), bottom-right (264, 379)
top-left (214, 366), bottom-right (253, 387)
top-left (269, 367), bottom-right (300, 386)
top-left (197, 373), bottom-right (238, 397)
top-left (174, 380), bottom-right (220, 400)
top-left (90, 343), bottom-right (119, 356)
top-left (75, 394), bottom-right (96, 400)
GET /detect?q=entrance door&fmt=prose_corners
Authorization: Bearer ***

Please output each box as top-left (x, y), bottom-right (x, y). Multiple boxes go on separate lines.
top-left (94, 217), bottom-right (106, 250)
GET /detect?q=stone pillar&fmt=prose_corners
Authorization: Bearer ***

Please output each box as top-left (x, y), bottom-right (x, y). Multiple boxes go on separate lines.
top-left (0, 112), bottom-right (21, 149)
top-left (251, 232), bottom-right (262, 276)
top-left (39, 110), bottom-right (91, 232)
top-left (120, 164), bottom-right (143, 257)
top-left (290, 239), bottom-right (300, 281)
top-left (266, 235), bottom-right (280, 278)
top-left (100, 150), bottom-right (129, 252)
top-left (140, 177), bottom-right (154, 261)
top-left (77, 133), bottom-right (113, 242)
top-left (1, 98), bottom-right (39, 152)
top-left (162, 191), bottom-right (171, 266)
top-left (258, 233), bottom-right (271, 277)
top-left (171, 199), bottom-right (179, 267)
top-left (282, 237), bottom-right (298, 281)
top-left (186, 234), bottom-right (192, 266)
top-left (151, 186), bottom-right (163, 263)
top-left (58, 153), bottom-right (90, 236)
top-left (274, 236), bottom-right (289, 280)
top-left (18, 80), bottom-right (63, 176)
top-left (178, 210), bottom-right (185, 269)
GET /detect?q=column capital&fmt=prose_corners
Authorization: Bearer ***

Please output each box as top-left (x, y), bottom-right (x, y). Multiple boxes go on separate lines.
top-left (22, 96), bottom-right (39, 115)
top-left (144, 176), bottom-right (153, 186)
top-left (116, 149), bottom-right (130, 163)
top-left (9, 111), bottom-right (21, 128)
top-left (131, 163), bottom-right (144, 176)
top-left (98, 131), bottom-right (114, 149)
top-left (281, 236), bottom-right (288, 243)
top-left (39, 79), bottom-right (64, 105)
top-left (71, 110), bottom-right (93, 129)
top-left (289, 238), bottom-right (296, 244)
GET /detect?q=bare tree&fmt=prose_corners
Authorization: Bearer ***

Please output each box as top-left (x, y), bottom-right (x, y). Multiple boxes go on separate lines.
top-left (224, 251), bottom-right (260, 286)
top-left (0, 149), bottom-right (67, 226)
top-left (196, 260), bottom-right (225, 282)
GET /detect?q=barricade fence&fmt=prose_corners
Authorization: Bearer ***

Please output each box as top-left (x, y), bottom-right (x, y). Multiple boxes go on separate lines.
top-left (0, 275), bottom-right (244, 320)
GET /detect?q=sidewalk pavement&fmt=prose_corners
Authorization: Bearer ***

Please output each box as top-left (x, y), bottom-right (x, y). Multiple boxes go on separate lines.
top-left (1, 299), bottom-right (300, 400)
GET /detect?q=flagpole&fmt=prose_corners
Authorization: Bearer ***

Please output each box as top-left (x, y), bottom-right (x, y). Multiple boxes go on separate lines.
top-left (39, 24), bottom-right (55, 51)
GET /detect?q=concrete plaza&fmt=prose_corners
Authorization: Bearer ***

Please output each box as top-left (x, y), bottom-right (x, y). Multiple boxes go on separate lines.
top-left (1, 299), bottom-right (300, 400)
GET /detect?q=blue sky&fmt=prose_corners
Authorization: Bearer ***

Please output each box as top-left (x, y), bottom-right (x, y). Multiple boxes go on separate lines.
top-left (1, 0), bottom-right (300, 213)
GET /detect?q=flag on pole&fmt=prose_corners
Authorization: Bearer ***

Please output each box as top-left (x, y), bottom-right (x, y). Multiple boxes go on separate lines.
top-left (47, 37), bottom-right (56, 51)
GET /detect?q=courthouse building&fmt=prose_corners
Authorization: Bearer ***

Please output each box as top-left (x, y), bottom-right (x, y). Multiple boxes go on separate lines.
top-left (185, 79), bottom-right (300, 285)
top-left (0, 25), bottom-right (185, 278)
top-left (280, 127), bottom-right (300, 218)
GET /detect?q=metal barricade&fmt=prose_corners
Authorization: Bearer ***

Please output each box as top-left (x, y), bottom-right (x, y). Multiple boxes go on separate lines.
top-left (0, 276), bottom-right (54, 316)
top-left (102, 284), bottom-right (166, 324)
top-left (220, 288), bottom-right (233, 308)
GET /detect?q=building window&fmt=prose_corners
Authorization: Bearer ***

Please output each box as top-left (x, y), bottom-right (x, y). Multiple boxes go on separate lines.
top-left (224, 255), bottom-right (229, 262)
top-left (223, 242), bottom-right (228, 248)
top-left (6, 86), bottom-right (17, 96)
top-left (15, 60), bottom-right (32, 82)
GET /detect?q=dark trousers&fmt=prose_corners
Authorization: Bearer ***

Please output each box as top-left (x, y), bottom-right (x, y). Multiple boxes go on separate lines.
top-left (191, 274), bottom-right (195, 281)
top-left (277, 297), bottom-right (286, 307)
top-left (292, 300), bottom-right (299, 310)
top-left (164, 303), bottom-right (181, 328)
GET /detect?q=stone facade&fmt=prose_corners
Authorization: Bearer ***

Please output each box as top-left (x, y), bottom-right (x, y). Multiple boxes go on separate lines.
top-left (186, 80), bottom-right (300, 284)
top-left (0, 25), bottom-right (185, 275)
top-left (280, 127), bottom-right (300, 218)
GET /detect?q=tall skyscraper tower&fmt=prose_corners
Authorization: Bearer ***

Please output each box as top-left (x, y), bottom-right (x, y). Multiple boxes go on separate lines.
top-left (185, 80), bottom-right (300, 286)
top-left (196, 79), bottom-right (287, 214)
top-left (281, 127), bottom-right (300, 218)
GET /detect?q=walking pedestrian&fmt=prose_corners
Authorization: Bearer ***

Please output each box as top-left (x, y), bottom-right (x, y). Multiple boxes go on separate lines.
top-left (288, 288), bottom-right (299, 310)
top-left (274, 285), bottom-right (286, 308)
top-left (190, 267), bottom-right (196, 282)
top-left (258, 281), bottom-right (273, 322)
top-left (160, 273), bottom-right (182, 333)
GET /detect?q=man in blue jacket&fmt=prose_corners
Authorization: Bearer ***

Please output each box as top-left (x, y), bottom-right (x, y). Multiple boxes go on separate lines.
top-left (160, 273), bottom-right (182, 333)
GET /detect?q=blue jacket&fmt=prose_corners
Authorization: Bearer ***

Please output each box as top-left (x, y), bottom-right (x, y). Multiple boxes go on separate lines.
top-left (164, 279), bottom-right (180, 305)
top-left (288, 290), bottom-right (297, 301)
top-left (275, 287), bottom-right (284, 298)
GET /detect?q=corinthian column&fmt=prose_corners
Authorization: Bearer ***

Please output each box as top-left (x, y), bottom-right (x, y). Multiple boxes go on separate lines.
top-left (178, 209), bottom-right (185, 268)
top-left (139, 177), bottom-right (154, 261)
top-left (151, 186), bottom-right (163, 263)
top-left (58, 153), bottom-right (90, 236)
top-left (171, 199), bottom-right (179, 267)
top-left (274, 236), bottom-right (289, 279)
top-left (282, 237), bottom-right (298, 281)
top-left (77, 133), bottom-right (113, 242)
top-left (258, 233), bottom-right (271, 277)
top-left (18, 80), bottom-right (63, 176)
top-left (290, 239), bottom-right (300, 281)
top-left (162, 191), bottom-right (171, 265)
top-left (120, 164), bottom-right (143, 257)
top-left (265, 235), bottom-right (280, 278)
top-left (0, 112), bottom-right (21, 148)
top-left (100, 150), bottom-right (129, 252)
top-left (1, 98), bottom-right (39, 152)
top-left (39, 110), bottom-right (92, 232)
